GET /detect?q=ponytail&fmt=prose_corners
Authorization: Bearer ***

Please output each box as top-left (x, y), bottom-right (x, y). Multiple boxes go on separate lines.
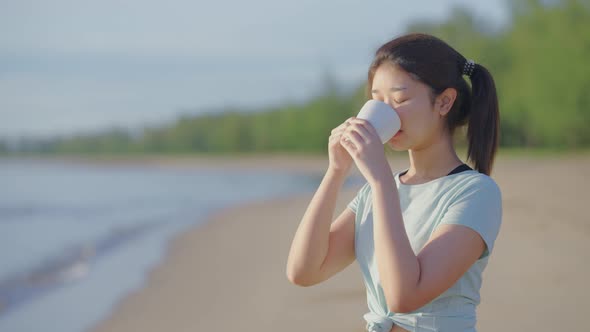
top-left (367, 33), bottom-right (501, 175)
top-left (466, 64), bottom-right (499, 176)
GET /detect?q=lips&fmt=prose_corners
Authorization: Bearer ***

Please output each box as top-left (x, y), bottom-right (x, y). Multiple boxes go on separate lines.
top-left (393, 130), bottom-right (403, 138)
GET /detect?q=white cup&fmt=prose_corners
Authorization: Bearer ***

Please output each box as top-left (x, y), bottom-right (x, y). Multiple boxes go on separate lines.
top-left (356, 100), bottom-right (401, 143)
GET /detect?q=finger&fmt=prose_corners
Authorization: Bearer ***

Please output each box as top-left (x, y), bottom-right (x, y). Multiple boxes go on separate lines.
top-left (345, 123), bottom-right (372, 144)
top-left (330, 131), bottom-right (346, 145)
top-left (342, 129), bottom-right (364, 147)
top-left (350, 118), bottom-right (379, 137)
top-left (330, 128), bottom-right (346, 141)
top-left (339, 135), bottom-right (356, 155)
top-left (331, 118), bottom-right (354, 134)
top-left (331, 126), bottom-right (349, 141)
top-left (345, 117), bottom-right (357, 126)
top-left (349, 119), bottom-right (379, 139)
top-left (329, 135), bottom-right (340, 145)
top-left (334, 119), bottom-right (357, 136)
top-left (342, 117), bottom-right (354, 128)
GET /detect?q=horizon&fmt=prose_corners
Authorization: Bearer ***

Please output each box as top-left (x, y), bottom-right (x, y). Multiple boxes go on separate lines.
top-left (0, 1), bottom-right (509, 140)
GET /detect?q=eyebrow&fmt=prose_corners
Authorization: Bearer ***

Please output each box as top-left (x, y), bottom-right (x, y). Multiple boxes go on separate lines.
top-left (371, 86), bottom-right (407, 93)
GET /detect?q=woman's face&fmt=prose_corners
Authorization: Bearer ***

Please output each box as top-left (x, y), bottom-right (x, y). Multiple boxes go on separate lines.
top-left (370, 63), bottom-right (446, 152)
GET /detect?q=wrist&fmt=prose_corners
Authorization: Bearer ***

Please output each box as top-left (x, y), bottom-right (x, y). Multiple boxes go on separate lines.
top-left (326, 166), bottom-right (349, 181)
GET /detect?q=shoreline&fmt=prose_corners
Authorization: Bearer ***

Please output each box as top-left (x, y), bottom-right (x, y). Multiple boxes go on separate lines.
top-left (83, 154), bottom-right (371, 332)
top-left (83, 155), bottom-right (590, 331)
top-left (0, 153), bottom-right (336, 174)
top-left (88, 187), bottom-right (368, 332)
top-left (5, 154), bottom-right (587, 331)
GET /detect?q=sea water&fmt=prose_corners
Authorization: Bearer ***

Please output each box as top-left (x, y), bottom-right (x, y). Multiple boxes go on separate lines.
top-left (0, 158), bottom-right (363, 332)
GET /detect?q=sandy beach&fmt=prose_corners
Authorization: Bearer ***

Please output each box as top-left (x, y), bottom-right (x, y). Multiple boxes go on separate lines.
top-left (87, 153), bottom-right (590, 332)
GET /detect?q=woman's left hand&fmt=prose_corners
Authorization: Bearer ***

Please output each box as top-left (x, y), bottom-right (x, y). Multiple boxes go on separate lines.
top-left (339, 117), bottom-right (391, 185)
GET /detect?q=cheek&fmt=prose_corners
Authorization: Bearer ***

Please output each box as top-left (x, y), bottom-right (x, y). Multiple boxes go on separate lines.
top-left (395, 103), bottom-right (434, 135)
top-left (394, 105), bottom-right (414, 131)
top-left (393, 105), bottom-right (407, 124)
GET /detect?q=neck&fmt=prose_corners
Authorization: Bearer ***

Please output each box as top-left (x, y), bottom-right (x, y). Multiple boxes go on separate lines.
top-left (405, 131), bottom-right (463, 181)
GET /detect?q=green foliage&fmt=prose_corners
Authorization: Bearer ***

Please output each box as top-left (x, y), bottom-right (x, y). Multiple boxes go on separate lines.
top-left (3, 0), bottom-right (589, 155)
top-left (410, 0), bottom-right (590, 148)
top-left (499, 0), bottom-right (590, 147)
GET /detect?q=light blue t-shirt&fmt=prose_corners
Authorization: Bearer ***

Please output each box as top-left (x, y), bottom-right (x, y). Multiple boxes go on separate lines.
top-left (347, 169), bottom-right (502, 332)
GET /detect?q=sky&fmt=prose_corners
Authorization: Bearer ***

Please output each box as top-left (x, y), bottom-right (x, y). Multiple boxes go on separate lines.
top-left (0, 0), bottom-right (509, 140)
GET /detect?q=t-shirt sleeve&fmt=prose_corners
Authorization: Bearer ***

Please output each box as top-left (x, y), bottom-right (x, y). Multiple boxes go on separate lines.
top-left (347, 182), bottom-right (370, 214)
top-left (438, 177), bottom-right (503, 259)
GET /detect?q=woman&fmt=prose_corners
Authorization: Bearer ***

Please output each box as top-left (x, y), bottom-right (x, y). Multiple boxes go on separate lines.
top-left (286, 33), bottom-right (502, 332)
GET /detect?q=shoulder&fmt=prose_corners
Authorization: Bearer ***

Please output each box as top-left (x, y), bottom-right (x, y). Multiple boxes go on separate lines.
top-left (444, 171), bottom-right (503, 216)
top-left (455, 171), bottom-right (502, 199)
top-left (438, 172), bottom-right (503, 258)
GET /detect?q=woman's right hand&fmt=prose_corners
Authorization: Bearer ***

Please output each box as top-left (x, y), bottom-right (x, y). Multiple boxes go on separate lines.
top-left (328, 117), bottom-right (354, 174)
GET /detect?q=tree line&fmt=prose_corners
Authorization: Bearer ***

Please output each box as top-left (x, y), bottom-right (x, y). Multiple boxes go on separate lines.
top-left (3, 0), bottom-right (589, 155)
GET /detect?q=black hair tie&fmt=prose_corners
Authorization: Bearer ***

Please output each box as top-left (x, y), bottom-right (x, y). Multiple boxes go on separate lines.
top-left (462, 59), bottom-right (476, 78)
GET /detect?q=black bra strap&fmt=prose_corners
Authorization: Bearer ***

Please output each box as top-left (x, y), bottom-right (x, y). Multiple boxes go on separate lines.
top-left (447, 164), bottom-right (473, 176)
top-left (399, 164), bottom-right (473, 177)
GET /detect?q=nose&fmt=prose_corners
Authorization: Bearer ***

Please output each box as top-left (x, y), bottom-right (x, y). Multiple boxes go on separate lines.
top-left (373, 96), bottom-right (392, 105)
top-left (373, 96), bottom-right (386, 103)
top-left (372, 97), bottom-right (398, 113)
top-left (380, 98), bottom-right (399, 113)
top-left (381, 97), bottom-right (396, 109)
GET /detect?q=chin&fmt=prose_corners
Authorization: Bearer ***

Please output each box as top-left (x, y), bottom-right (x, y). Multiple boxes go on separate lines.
top-left (386, 141), bottom-right (407, 152)
top-left (387, 129), bottom-right (416, 151)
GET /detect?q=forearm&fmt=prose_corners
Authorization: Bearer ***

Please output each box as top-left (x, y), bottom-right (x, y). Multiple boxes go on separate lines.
top-left (371, 173), bottom-right (420, 311)
top-left (286, 168), bottom-right (347, 283)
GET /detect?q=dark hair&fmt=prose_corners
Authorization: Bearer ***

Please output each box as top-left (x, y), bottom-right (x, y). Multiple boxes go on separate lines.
top-left (367, 33), bottom-right (499, 175)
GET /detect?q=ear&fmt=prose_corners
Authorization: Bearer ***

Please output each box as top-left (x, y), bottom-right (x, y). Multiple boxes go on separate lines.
top-left (436, 88), bottom-right (457, 116)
